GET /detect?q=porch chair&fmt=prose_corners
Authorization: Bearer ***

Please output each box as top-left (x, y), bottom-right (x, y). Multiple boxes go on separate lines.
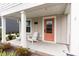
top-left (27, 32), bottom-right (39, 44)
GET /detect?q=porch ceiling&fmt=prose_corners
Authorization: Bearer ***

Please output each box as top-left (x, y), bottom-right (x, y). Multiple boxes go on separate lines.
top-left (5, 3), bottom-right (69, 19)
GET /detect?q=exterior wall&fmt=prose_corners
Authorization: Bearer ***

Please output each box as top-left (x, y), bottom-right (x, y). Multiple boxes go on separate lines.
top-left (30, 15), bottom-right (68, 44)
top-left (31, 17), bottom-right (42, 40)
top-left (0, 15), bottom-right (68, 44)
top-left (56, 15), bottom-right (67, 44)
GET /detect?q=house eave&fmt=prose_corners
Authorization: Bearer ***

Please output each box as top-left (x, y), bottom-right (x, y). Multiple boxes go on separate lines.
top-left (0, 3), bottom-right (45, 16)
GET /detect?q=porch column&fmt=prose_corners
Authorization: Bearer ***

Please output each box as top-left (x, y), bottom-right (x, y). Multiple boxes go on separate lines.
top-left (1, 16), bottom-right (6, 43)
top-left (70, 3), bottom-right (79, 55)
top-left (18, 20), bottom-right (21, 39)
top-left (20, 11), bottom-right (27, 48)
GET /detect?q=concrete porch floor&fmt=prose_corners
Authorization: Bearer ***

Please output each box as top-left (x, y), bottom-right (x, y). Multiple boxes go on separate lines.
top-left (7, 39), bottom-right (68, 56)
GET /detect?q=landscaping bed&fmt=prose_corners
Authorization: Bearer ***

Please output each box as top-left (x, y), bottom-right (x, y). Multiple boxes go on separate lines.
top-left (0, 43), bottom-right (32, 56)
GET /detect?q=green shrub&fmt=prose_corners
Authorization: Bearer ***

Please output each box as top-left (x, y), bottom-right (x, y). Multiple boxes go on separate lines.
top-left (0, 51), bottom-right (16, 56)
top-left (6, 51), bottom-right (16, 56)
top-left (8, 34), bottom-right (13, 40)
top-left (15, 33), bottom-right (19, 37)
top-left (15, 47), bottom-right (32, 56)
top-left (0, 51), bottom-right (6, 56)
top-left (0, 29), bottom-right (2, 41)
top-left (0, 43), bottom-right (32, 56)
top-left (7, 34), bottom-right (16, 41)
top-left (16, 34), bottom-right (19, 37)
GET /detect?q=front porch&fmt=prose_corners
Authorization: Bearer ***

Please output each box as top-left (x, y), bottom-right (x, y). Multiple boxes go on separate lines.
top-left (7, 39), bottom-right (68, 56)
top-left (0, 3), bottom-right (71, 56)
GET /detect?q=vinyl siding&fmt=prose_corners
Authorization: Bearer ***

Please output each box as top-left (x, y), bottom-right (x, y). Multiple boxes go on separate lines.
top-left (31, 15), bottom-right (68, 44)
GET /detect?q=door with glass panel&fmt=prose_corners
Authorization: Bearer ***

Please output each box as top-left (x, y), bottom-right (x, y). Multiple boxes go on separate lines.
top-left (44, 18), bottom-right (54, 42)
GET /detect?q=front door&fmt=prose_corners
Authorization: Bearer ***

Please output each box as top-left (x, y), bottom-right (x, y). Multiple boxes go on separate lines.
top-left (44, 17), bottom-right (54, 42)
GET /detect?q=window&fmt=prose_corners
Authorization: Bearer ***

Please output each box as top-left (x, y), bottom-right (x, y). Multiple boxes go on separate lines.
top-left (46, 19), bottom-right (52, 33)
top-left (26, 20), bottom-right (31, 33)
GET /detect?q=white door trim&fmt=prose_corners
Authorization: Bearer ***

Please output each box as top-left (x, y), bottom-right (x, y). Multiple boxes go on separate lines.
top-left (42, 16), bottom-right (56, 43)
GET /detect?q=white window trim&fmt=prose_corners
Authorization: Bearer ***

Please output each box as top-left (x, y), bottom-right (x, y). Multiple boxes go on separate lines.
top-left (26, 19), bottom-right (32, 34)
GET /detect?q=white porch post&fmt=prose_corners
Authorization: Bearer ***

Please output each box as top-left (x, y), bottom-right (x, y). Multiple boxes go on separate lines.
top-left (18, 20), bottom-right (21, 39)
top-left (70, 3), bottom-right (79, 55)
top-left (1, 16), bottom-right (6, 43)
top-left (20, 11), bottom-right (27, 48)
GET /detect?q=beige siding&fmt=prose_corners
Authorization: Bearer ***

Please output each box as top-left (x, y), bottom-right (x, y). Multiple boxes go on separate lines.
top-left (56, 15), bottom-right (67, 44)
top-left (31, 17), bottom-right (42, 40)
top-left (56, 15), bottom-right (62, 43)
